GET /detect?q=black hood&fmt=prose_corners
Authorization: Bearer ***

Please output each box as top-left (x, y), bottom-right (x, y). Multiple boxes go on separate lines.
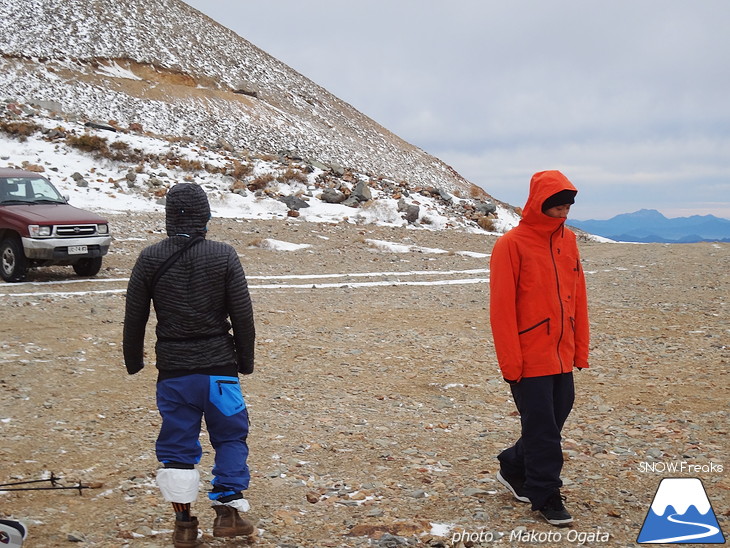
top-left (165, 183), bottom-right (211, 236)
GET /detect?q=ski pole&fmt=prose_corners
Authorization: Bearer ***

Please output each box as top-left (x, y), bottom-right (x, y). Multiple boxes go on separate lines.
top-left (0, 472), bottom-right (60, 488)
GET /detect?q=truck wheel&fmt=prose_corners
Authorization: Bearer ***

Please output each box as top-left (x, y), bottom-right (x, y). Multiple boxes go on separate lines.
top-left (0, 236), bottom-right (28, 282)
top-left (73, 257), bottom-right (103, 277)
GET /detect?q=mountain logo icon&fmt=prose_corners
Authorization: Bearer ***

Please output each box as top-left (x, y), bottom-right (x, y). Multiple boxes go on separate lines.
top-left (637, 477), bottom-right (725, 544)
top-left (0, 518), bottom-right (26, 547)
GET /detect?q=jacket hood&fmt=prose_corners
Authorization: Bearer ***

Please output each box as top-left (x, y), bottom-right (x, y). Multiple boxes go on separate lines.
top-left (521, 170), bottom-right (578, 229)
top-left (165, 183), bottom-right (211, 236)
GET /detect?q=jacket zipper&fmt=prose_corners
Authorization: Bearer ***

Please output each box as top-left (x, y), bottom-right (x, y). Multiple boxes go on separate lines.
top-left (216, 379), bottom-right (237, 395)
top-left (550, 224), bottom-right (565, 372)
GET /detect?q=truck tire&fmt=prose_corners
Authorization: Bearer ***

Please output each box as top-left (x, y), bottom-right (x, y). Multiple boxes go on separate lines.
top-left (73, 256), bottom-right (103, 277)
top-left (0, 236), bottom-right (28, 282)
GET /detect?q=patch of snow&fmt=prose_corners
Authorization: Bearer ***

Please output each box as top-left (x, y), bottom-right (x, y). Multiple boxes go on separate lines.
top-left (365, 239), bottom-right (449, 254)
top-left (430, 522), bottom-right (455, 537)
top-left (457, 250), bottom-right (490, 258)
top-left (256, 239), bottom-right (312, 252)
top-left (96, 61), bottom-right (143, 81)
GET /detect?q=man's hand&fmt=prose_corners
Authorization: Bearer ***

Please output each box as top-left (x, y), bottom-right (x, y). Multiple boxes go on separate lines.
top-left (238, 361), bottom-right (254, 375)
top-left (126, 362), bottom-right (144, 375)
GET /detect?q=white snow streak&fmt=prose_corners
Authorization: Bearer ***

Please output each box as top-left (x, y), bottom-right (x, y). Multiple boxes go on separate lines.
top-left (0, 268), bottom-right (489, 298)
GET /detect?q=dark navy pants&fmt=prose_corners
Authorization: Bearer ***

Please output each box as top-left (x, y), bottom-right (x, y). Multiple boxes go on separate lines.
top-left (498, 372), bottom-right (575, 510)
top-left (156, 374), bottom-right (250, 497)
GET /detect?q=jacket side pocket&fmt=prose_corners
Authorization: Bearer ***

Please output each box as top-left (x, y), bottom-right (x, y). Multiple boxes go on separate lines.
top-left (518, 317), bottom-right (550, 336)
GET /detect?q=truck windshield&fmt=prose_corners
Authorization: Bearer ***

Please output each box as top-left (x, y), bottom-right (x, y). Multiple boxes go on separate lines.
top-left (0, 177), bottom-right (66, 204)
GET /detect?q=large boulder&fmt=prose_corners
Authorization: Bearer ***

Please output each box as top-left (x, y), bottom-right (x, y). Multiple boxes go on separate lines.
top-left (403, 204), bottom-right (420, 224)
top-left (475, 201), bottom-right (497, 215)
top-left (278, 195), bottom-right (310, 211)
top-left (353, 181), bottom-right (372, 202)
top-left (320, 188), bottom-right (347, 204)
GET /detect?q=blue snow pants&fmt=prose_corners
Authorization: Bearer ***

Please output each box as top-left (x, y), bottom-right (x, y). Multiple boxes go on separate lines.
top-left (156, 374), bottom-right (250, 496)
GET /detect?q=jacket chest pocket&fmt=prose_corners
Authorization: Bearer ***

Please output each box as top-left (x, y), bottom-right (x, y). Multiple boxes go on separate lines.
top-left (556, 253), bottom-right (580, 303)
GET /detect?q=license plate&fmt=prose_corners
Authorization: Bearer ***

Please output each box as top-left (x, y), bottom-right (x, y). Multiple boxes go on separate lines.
top-left (68, 245), bottom-right (88, 255)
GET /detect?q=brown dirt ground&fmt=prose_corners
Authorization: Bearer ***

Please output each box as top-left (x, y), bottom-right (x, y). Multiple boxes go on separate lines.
top-left (1, 213), bottom-right (728, 547)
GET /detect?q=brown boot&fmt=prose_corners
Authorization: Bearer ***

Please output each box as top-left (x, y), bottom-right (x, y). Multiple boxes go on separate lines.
top-left (212, 505), bottom-right (255, 537)
top-left (173, 516), bottom-right (200, 547)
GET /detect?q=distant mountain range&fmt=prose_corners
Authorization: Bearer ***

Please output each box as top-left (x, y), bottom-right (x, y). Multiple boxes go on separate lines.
top-left (570, 209), bottom-right (730, 243)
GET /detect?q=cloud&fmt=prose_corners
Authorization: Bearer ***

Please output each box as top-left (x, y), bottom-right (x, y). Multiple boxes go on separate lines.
top-left (184, 0), bottom-right (730, 218)
top-left (437, 136), bottom-right (730, 219)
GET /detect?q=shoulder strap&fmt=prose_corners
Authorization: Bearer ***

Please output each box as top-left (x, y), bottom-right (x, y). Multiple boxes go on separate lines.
top-left (150, 235), bottom-right (204, 292)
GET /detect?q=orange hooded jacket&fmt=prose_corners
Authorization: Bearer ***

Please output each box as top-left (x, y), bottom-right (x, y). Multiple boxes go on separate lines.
top-left (489, 170), bottom-right (590, 382)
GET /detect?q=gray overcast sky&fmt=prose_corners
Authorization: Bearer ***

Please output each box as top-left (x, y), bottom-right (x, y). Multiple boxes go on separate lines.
top-left (183, 0), bottom-right (729, 219)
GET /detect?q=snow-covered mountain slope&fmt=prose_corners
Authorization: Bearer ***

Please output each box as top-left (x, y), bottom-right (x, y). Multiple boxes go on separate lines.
top-left (0, 0), bottom-right (490, 200)
top-left (0, 106), bottom-right (520, 232)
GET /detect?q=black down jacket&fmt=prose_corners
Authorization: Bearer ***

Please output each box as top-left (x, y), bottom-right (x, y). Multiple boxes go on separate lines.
top-left (123, 184), bottom-right (255, 379)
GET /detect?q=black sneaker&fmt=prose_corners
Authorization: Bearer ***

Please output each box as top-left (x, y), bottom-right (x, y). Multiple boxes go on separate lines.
top-left (496, 470), bottom-right (530, 503)
top-left (538, 491), bottom-right (573, 526)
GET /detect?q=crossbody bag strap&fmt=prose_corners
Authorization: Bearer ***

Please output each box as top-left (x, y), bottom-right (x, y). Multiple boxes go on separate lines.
top-left (149, 235), bottom-right (204, 292)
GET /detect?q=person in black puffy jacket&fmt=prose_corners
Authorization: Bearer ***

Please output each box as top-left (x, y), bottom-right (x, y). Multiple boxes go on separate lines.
top-left (123, 183), bottom-right (256, 546)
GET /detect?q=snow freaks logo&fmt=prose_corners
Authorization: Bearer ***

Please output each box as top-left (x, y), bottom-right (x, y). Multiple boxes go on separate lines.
top-left (637, 478), bottom-right (725, 544)
top-left (0, 519), bottom-right (25, 547)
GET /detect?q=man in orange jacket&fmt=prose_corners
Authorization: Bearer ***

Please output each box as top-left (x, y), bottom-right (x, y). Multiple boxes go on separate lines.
top-left (489, 170), bottom-right (589, 526)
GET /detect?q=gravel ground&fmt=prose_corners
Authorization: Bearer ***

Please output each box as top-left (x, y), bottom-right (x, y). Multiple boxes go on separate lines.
top-left (1, 213), bottom-right (727, 547)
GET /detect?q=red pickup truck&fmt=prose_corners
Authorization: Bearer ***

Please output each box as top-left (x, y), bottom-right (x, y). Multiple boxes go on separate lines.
top-left (0, 168), bottom-right (112, 282)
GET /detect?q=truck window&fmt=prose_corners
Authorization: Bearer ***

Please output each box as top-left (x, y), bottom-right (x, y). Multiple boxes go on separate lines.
top-left (0, 177), bottom-right (64, 203)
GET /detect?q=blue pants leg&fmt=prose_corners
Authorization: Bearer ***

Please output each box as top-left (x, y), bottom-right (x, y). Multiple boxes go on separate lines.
top-left (156, 376), bottom-right (204, 466)
top-left (204, 376), bottom-right (250, 495)
top-left (498, 373), bottom-right (575, 510)
top-left (156, 375), bottom-right (250, 496)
